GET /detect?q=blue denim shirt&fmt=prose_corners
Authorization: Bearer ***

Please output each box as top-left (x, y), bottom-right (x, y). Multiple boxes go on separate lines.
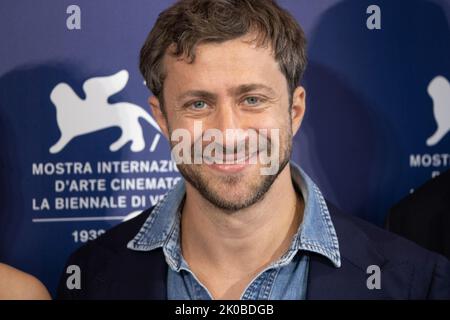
top-left (127, 161), bottom-right (341, 300)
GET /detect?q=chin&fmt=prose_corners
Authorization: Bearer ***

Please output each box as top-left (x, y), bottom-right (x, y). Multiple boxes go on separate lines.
top-left (178, 160), bottom-right (282, 211)
top-left (201, 179), bottom-right (269, 211)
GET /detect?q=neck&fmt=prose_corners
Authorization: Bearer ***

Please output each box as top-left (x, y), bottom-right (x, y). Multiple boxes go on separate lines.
top-left (181, 164), bottom-right (304, 280)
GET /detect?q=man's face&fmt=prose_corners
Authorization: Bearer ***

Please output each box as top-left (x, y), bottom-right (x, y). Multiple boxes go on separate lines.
top-left (151, 34), bottom-right (303, 212)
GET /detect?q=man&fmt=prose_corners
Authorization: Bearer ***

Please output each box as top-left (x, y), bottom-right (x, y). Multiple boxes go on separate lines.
top-left (57, 0), bottom-right (450, 299)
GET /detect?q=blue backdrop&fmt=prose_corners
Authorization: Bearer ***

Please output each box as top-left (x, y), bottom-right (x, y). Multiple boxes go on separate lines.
top-left (0, 0), bottom-right (449, 297)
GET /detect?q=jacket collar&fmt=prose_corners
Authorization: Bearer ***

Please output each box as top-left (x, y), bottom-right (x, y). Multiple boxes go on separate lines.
top-left (306, 201), bottom-right (391, 299)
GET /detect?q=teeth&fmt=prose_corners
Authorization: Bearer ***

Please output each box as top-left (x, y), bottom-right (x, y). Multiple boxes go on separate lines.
top-left (203, 152), bottom-right (257, 164)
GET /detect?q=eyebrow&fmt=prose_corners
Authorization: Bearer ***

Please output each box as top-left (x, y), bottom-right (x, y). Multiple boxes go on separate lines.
top-left (177, 83), bottom-right (276, 101)
top-left (229, 83), bottom-right (276, 97)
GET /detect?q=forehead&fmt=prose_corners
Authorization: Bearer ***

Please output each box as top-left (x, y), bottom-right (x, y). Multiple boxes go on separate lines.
top-left (162, 35), bottom-right (287, 97)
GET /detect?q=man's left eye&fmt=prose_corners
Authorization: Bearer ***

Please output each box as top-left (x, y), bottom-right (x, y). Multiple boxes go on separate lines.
top-left (243, 96), bottom-right (261, 105)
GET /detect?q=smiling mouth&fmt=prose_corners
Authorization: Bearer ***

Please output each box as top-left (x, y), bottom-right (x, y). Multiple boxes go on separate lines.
top-left (203, 150), bottom-right (259, 164)
top-left (204, 151), bottom-right (259, 173)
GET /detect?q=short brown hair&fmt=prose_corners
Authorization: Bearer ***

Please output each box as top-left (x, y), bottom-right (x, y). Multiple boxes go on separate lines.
top-left (139, 0), bottom-right (307, 108)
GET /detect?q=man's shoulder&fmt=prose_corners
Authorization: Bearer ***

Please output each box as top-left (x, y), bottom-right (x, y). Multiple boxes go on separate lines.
top-left (56, 206), bottom-right (168, 299)
top-left (328, 201), bottom-right (446, 265)
top-left (324, 202), bottom-right (450, 299)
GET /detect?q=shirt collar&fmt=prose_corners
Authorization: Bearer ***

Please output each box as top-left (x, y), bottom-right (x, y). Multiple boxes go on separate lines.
top-left (127, 161), bottom-right (341, 268)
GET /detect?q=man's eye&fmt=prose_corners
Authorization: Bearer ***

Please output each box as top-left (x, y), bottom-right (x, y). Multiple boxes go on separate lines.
top-left (243, 96), bottom-right (261, 106)
top-left (190, 101), bottom-right (208, 110)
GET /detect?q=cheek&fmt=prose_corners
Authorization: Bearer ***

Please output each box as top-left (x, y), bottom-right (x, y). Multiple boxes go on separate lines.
top-left (263, 112), bottom-right (292, 151)
top-left (250, 110), bottom-right (290, 132)
top-left (165, 111), bottom-right (195, 133)
top-left (170, 122), bottom-right (202, 144)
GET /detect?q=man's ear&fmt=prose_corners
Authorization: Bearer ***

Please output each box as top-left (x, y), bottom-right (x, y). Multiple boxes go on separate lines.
top-left (148, 95), bottom-right (170, 139)
top-left (291, 86), bottom-right (306, 136)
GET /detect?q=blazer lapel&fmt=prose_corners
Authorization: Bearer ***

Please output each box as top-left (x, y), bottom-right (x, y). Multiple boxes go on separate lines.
top-left (306, 203), bottom-right (408, 299)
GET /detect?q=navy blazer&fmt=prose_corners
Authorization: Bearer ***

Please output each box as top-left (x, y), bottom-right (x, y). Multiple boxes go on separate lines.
top-left (56, 202), bottom-right (450, 299)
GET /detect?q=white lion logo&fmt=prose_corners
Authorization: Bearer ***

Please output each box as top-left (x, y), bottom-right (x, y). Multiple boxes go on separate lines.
top-left (426, 75), bottom-right (450, 146)
top-left (49, 69), bottom-right (160, 154)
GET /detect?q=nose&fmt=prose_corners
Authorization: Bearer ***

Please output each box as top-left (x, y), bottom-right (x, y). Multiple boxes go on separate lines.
top-left (213, 103), bottom-right (247, 151)
top-left (216, 103), bottom-right (239, 130)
